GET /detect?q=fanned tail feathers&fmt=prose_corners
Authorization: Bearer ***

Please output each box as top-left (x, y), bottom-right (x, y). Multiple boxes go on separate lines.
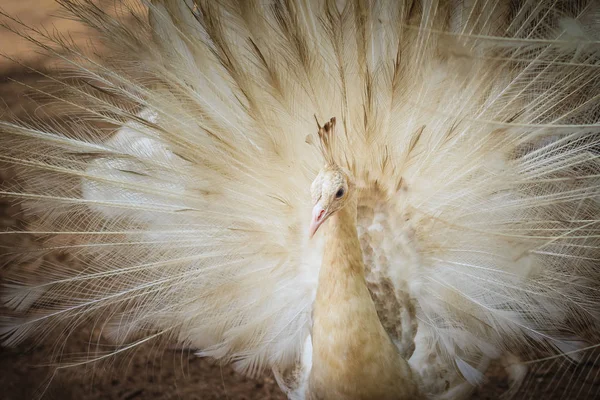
top-left (1, 0), bottom-right (599, 397)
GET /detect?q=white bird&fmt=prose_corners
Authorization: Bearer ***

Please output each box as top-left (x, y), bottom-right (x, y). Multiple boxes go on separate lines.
top-left (1, 0), bottom-right (599, 399)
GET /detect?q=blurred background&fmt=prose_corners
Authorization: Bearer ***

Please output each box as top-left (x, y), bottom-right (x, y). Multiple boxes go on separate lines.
top-left (0, 2), bottom-right (598, 399)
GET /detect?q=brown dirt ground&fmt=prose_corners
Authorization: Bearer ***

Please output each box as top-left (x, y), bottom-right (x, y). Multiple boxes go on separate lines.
top-left (0, 2), bottom-right (598, 399)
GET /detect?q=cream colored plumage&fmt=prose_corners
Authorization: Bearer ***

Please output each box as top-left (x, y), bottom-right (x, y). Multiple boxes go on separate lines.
top-left (307, 119), bottom-right (422, 399)
top-left (1, 0), bottom-right (599, 399)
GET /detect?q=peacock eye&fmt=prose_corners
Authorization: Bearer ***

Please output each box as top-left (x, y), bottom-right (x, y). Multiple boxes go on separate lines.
top-left (335, 188), bottom-right (344, 198)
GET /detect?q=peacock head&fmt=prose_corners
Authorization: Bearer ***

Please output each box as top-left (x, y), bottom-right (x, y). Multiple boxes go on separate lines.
top-left (309, 116), bottom-right (354, 238)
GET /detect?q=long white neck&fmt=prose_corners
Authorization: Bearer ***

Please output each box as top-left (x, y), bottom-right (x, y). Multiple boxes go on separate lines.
top-left (308, 195), bottom-right (422, 399)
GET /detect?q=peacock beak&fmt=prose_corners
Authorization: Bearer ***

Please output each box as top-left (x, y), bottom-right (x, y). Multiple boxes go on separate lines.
top-left (309, 204), bottom-right (327, 238)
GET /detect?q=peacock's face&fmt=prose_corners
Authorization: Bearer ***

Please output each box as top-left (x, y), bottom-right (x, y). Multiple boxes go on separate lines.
top-left (309, 165), bottom-right (352, 237)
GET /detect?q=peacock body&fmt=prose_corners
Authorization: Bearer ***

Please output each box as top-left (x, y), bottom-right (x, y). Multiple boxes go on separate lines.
top-left (1, 0), bottom-right (600, 398)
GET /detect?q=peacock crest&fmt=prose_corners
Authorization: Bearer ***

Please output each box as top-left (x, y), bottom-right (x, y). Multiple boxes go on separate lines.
top-left (315, 116), bottom-right (338, 165)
